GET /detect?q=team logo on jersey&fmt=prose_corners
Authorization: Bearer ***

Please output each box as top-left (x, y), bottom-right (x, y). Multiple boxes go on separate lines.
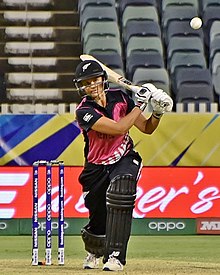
top-left (82, 63), bottom-right (91, 72)
top-left (83, 113), bottom-right (93, 122)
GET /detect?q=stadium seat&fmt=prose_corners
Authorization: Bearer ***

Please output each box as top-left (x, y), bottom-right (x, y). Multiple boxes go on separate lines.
top-left (132, 67), bottom-right (170, 95)
top-left (162, 6), bottom-right (198, 31)
top-left (126, 52), bottom-right (164, 80)
top-left (167, 37), bottom-right (204, 65)
top-left (123, 20), bottom-right (161, 46)
top-left (202, 6), bottom-right (220, 46)
top-left (173, 68), bottom-right (213, 95)
top-left (211, 52), bottom-right (220, 73)
top-left (82, 21), bottom-right (120, 45)
top-left (200, 0), bottom-right (220, 12)
top-left (122, 6), bottom-right (159, 30)
top-left (164, 20), bottom-right (204, 45)
top-left (78, 0), bottom-right (115, 14)
top-left (84, 36), bottom-right (122, 55)
top-left (209, 37), bottom-right (220, 64)
top-left (169, 52), bottom-right (207, 75)
top-left (209, 20), bottom-right (220, 43)
top-left (212, 66), bottom-right (220, 99)
top-left (165, 20), bottom-right (204, 45)
top-left (92, 52), bottom-right (124, 70)
top-left (162, 0), bottom-right (199, 11)
top-left (118, 0), bottom-right (158, 17)
top-left (126, 36), bottom-right (164, 58)
top-left (80, 6), bottom-right (118, 30)
top-left (176, 84), bottom-right (214, 104)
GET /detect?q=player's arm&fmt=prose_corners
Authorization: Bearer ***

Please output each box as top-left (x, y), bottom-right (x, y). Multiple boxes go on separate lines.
top-left (134, 113), bottom-right (161, 134)
top-left (76, 100), bottom-right (147, 136)
top-left (91, 106), bottom-right (142, 136)
top-left (91, 87), bottom-right (153, 135)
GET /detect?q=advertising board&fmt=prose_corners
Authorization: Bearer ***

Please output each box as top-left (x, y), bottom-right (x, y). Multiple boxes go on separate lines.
top-left (0, 167), bottom-right (219, 219)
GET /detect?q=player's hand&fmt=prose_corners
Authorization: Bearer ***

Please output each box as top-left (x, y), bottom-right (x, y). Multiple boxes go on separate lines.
top-left (150, 89), bottom-right (173, 118)
top-left (132, 83), bottom-right (155, 111)
top-left (141, 83), bottom-right (158, 94)
top-left (134, 83), bottom-right (158, 102)
top-left (134, 85), bottom-right (152, 102)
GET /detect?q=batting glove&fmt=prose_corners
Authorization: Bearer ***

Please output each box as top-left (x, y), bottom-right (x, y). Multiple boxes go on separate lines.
top-left (132, 84), bottom-right (155, 111)
top-left (150, 89), bottom-right (173, 119)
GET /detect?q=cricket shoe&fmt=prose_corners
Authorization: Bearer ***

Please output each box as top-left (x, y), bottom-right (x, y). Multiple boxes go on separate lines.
top-left (103, 256), bottom-right (123, 271)
top-left (83, 252), bottom-right (99, 269)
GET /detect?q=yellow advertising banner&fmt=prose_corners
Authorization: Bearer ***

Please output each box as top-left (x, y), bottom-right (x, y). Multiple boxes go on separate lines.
top-left (130, 113), bottom-right (220, 166)
top-left (0, 113), bottom-right (219, 166)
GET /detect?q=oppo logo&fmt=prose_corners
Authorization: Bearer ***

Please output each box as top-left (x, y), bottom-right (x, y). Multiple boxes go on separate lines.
top-left (46, 230), bottom-right (52, 247)
top-left (38, 221), bottom-right (69, 231)
top-left (148, 222), bottom-right (186, 231)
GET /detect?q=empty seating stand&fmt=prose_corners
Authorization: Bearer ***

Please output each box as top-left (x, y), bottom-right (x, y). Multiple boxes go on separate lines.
top-left (0, 0), bottom-right (82, 104)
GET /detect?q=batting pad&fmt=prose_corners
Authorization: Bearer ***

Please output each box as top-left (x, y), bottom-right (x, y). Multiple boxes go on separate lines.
top-left (104, 174), bottom-right (136, 265)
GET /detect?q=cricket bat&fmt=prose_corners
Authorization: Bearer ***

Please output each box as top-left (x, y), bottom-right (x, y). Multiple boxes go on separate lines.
top-left (80, 54), bottom-right (139, 93)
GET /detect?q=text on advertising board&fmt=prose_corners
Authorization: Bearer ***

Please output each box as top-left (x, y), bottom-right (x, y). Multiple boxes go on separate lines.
top-left (0, 167), bottom-right (219, 218)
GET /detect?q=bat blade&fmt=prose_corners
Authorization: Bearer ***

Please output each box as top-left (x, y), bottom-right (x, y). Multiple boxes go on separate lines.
top-left (80, 54), bottom-right (136, 92)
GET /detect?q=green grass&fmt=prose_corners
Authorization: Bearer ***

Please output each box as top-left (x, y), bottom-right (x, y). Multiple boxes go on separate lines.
top-left (0, 236), bottom-right (220, 274)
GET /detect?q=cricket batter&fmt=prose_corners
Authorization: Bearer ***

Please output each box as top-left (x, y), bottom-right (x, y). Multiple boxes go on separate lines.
top-left (74, 60), bottom-right (173, 271)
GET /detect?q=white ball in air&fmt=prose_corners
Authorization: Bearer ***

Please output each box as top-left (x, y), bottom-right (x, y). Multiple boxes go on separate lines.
top-left (190, 17), bottom-right (202, 29)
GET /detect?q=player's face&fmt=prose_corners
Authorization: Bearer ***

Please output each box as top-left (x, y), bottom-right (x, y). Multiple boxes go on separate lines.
top-left (81, 76), bottom-right (104, 99)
